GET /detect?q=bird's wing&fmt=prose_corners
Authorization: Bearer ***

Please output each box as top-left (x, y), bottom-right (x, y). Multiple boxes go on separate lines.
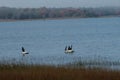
top-left (22, 47), bottom-right (25, 52)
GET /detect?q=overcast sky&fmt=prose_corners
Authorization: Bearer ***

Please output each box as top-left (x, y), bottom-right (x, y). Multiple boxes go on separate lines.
top-left (0, 0), bottom-right (120, 8)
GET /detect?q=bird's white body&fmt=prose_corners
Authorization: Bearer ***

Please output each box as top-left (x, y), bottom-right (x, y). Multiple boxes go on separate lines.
top-left (65, 50), bottom-right (74, 53)
top-left (21, 51), bottom-right (29, 56)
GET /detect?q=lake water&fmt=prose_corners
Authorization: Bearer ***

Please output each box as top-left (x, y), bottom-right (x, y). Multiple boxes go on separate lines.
top-left (0, 17), bottom-right (120, 65)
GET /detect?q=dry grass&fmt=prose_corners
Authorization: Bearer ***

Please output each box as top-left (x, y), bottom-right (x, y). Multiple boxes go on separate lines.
top-left (0, 64), bottom-right (120, 80)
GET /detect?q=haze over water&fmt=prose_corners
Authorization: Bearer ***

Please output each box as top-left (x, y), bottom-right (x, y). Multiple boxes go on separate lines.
top-left (0, 0), bottom-right (120, 8)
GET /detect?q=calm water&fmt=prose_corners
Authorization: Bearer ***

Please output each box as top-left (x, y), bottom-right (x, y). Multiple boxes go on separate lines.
top-left (0, 17), bottom-right (120, 65)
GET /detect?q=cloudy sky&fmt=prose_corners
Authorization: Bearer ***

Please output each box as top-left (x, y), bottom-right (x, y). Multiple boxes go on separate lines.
top-left (0, 0), bottom-right (120, 8)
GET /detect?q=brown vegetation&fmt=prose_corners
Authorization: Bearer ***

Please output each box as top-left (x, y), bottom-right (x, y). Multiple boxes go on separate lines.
top-left (0, 64), bottom-right (120, 80)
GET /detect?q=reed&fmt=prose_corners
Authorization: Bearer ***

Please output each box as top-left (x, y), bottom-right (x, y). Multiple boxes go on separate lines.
top-left (0, 63), bottom-right (120, 80)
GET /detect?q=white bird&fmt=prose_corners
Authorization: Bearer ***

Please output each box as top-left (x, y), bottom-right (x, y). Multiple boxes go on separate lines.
top-left (65, 45), bottom-right (74, 53)
top-left (21, 47), bottom-right (29, 56)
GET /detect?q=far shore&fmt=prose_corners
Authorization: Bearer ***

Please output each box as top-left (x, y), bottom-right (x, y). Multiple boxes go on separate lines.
top-left (0, 15), bottom-right (120, 22)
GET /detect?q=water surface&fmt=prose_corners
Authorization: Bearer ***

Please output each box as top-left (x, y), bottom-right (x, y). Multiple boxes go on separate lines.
top-left (0, 17), bottom-right (120, 65)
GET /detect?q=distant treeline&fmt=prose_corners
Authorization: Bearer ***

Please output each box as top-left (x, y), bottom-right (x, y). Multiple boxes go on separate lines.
top-left (0, 7), bottom-right (120, 20)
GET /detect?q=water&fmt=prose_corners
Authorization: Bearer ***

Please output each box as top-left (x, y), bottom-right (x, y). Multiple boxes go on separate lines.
top-left (0, 17), bottom-right (120, 65)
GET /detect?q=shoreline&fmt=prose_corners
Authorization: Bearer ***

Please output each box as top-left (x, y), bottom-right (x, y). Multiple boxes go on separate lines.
top-left (0, 15), bottom-right (119, 22)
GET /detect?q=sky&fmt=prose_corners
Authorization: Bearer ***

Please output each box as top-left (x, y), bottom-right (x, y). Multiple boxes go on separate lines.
top-left (0, 0), bottom-right (120, 8)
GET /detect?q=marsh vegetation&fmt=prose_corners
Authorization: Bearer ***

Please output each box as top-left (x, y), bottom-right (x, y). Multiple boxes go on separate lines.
top-left (0, 59), bottom-right (120, 80)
